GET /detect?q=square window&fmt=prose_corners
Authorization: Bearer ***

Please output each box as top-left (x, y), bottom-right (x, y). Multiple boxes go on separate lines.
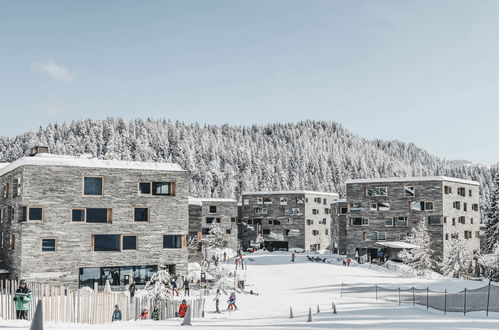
top-left (122, 236), bottom-right (137, 250)
top-left (42, 238), bottom-right (56, 252)
top-left (377, 232), bottom-right (386, 241)
top-left (424, 202), bottom-right (434, 211)
top-left (279, 197), bottom-right (287, 205)
top-left (29, 207), bottom-right (43, 221)
top-left (152, 182), bottom-right (172, 195)
top-left (226, 229), bottom-right (231, 234)
top-left (404, 186), bottom-right (415, 197)
top-left (139, 182), bottom-right (151, 194)
top-left (395, 217), bottom-right (407, 227)
top-left (134, 208), bottom-right (149, 222)
top-left (231, 217), bottom-right (236, 223)
top-left (84, 177), bottom-right (103, 196)
top-left (385, 217), bottom-right (394, 226)
top-left (72, 209), bottom-right (85, 222)
top-left (209, 206), bottom-right (217, 213)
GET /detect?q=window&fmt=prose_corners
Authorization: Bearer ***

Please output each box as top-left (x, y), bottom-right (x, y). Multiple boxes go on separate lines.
top-left (377, 232), bottom-right (386, 241)
top-left (84, 177), bottom-right (103, 196)
top-left (19, 206), bottom-right (43, 222)
top-left (134, 207), bottom-right (149, 222)
top-left (296, 197), bottom-right (304, 204)
top-left (279, 197), bottom-right (287, 205)
top-left (324, 208), bottom-right (330, 214)
top-left (453, 201), bottom-right (461, 210)
top-left (263, 197), bottom-right (272, 205)
top-left (307, 219), bottom-right (314, 225)
top-left (363, 232), bottom-right (367, 240)
top-left (385, 217), bottom-right (394, 226)
top-left (202, 227), bottom-right (210, 235)
top-left (349, 203), bottom-right (361, 212)
top-left (163, 235), bottom-right (183, 248)
top-left (10, 234), bottom-right (15, 250)
top-left (312, 209), bottom-right (319, 215)
top-left (314, 197), bottom-right (322, 203)
top-left (395, 217), bottom-right (408, 227)
top-left (464, 231), bottom-right (472, 239)
top-left (411, 201), bottom-right (433, 211)
top-left (428, 215), bottom-right (441, 225)
top-left (325, 229), bottom-right (329, 235)
top-left (285, 208), bottom-right (301, 215)
top-left (273, 220), bottom-right (281, 225)
top-left (209, 206), bottom-right (217, 213)
top-left (247, 219), bottom-right (253, 225)
top-left (231, 217), bottom-right (236, 223)
top-left (152, 182), bottom-right (174, 196)
top-left (472, 204), bottom-right (479, 211)
top-left (206, 217), bottom-right (220, 224)
top-left (458, 216), bottom-right (466, 224)
top-left (262, 208), bottom-right (268, 214)
top-left (470, 218), bottom-right (474, 224)
top-left (457, 187), bottom-right (466, 197)
top-left (351, 218), bottom-right (368, 226)
top-left (243, 199), bottom-right (250, 205)
top-left (475, 231), bottom-right (480, 238)
top-left (366, 187), bottom-right (387, 196)
top-left (12, 178), bottom-right (20, 197)
top-left (451, 233), bottom-right (459, 239)
top-left (254, 208), bottom-right (262, 214)
top-left (444, 186), bottom-right (452, 194)
top-left (367, 232), bottom-right (377, 240)
top-left (122, 235), bottom-right (137, 250)
top-left (469, 189), bottom-right (473, 197)
top-left (86, 208), bottom-right (112, 223)
top-left (262, 229), bottom-right (271, 235)
top-left (323, 199), bottom-right (327, 205)
top-left (400, 233), bottom-right (408, 240)
top-left (226, 229), bottom-right (231, 234)
top-left (445, 233), bottom-right (449, 240)
top-left (138, 182), bottom-right (151, 194)
top-left (257, 198), bottom-right (263, 204)
top-left (268, 220), bottom-right (273, 225)
top-left (93, 235), bottom-right (120, 251)
top-left (72, 209), bottom-right (85, 222)
top-left (340, 207), bottom-right (348, 214)
top-left (424, 202), bottom-right (434, 211)
top-left (2, 183), bottom-right (9, 198)
top-left (404, 186), bottom-right (415, 197)
top-left (42, 238), bottom-right (56, 252)
top-left (371, 202), bottom-right (390, 211)
top-left (452, 218), bottom-right (456, 226)
top-left (463, 203), bottom-right (467, 212)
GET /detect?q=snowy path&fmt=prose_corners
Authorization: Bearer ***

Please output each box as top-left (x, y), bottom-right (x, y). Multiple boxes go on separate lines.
top-left (2, 252), bottom-right (498, 329)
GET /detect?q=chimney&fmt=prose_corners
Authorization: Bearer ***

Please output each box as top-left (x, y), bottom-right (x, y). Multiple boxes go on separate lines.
top-left (30, 146), bottom-right (49, 157)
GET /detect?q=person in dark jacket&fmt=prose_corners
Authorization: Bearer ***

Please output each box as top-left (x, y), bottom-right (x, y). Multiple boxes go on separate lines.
top-left (128, 282), bottom-right (136, 298)
top-left (183, 279), bottom-right (190, 296)
top-left (151, 306), bottom-right (160, 321)
top-left (112, 305), bottom-right (122, 322)
top-left (14, 279), bottom-right (32, 320)
top-left (171, 278), bottom-right (179, 296)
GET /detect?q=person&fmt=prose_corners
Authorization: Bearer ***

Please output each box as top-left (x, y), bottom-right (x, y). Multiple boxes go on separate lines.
top-left (128, 282), bottom-right (136, 298)
top-left (235, 258), bottom-right (239, 269)
top-left (178, 299), bottom-right (188, 318)
top-left (112, 305), bottom-right (122, 322)
top-left (215, 257), bottom-right (219, 267)
top-left (227, 292), bottom-right (237, 311)
top-left (183, 278), bottom-right (190, 296)
top-left (214, 289), bottom-right (221, 313)
top-left (140, 308), bottom-right (149, 319)
top-left (346, 258), bottom-right (351, 267)
top-left (14, 279), bottom-right (32, 320)
top-left (171, 278), bottom-right (179, 296)
top-left (342, 259), bottom-right (346, 266)
top-left (355, 250), bottom-right (360, 263)
top-left (223, 251), bottom-right (227, 262)
top-left (291, 252), bottom-right (296, 262)
top-left (239, 256), bottom-right (244, 270)
top-left (151, 307), bottom-right (160, 321)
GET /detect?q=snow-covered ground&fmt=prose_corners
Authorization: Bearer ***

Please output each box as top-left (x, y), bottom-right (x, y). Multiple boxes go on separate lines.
top-left (2, 251), bottom-right (498, 329)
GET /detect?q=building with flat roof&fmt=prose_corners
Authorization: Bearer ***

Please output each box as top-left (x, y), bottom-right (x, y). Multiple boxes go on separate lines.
top-left (0, 148), bottom-right (189, 289)
top-left (239, 191), bottom-right (339, 251)
top-left (339, 176), bottom-right (480, 262)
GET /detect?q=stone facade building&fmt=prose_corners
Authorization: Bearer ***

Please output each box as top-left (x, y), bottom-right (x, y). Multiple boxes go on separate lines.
top-left (0, 149), bottom-right (189, 289)
top-left (340, 177), bottom-right (480, 262)
top-left (331, 199), bottom-right (348, 255)
top-left (239, 191), bottom-right (339, 251)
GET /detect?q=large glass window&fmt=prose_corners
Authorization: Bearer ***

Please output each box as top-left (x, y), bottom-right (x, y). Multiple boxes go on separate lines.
top-left (42, 238), bottom-right (56, 252)
top-left (79, 267), bottom-right (100, 288)
top-left (163, 235), bottom-right (182, 248)
top-left (79, 265), bottom-right (159, 288)
top-left (152, 182), bottom-right (171, 195)
top-left (93, 235), bottom-right (120, 251)
top-left (86, 208), bottom-right (110, 223)
top-left (84, 177), bottom-right (103, 196)
top-left (134, 208), bottom-right (149, 222)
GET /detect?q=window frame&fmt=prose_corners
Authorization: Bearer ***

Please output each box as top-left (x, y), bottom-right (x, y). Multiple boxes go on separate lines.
top-left (83, 176), bottom-right (104, 196)
top-left (19, 206), bottom-right (44, 222)
top-left (403, 186), bottom-right (415, 197)
top-left (162, 234), bottom-right (184, 249)
top-left (41, 237), bottom-right (57, 252)
top-left (384, 217), bottom-right (394, 227)
top-left (85, 208), bottom-right (113, 223)
top-left (138, 182), bottom-right (152, 195)
top-left (71, 208), bottom-right (86, 222)
top-left (133, 207), bottom-right (150, 223)
top-left (122, 235), bottom-right (138, 251)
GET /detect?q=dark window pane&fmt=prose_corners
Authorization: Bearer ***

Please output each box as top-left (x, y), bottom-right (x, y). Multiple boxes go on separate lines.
top-left (202, 228), bottom-right (210, 235)
top-left (79, 267), bottom-right (100, 288)
top-left (134, 208), bottom-right (149, 222)
top-left (84, 177), bottom-right (103, 195)
top-left (72, 209), bottom-right (85, 222)
top-left (94, 235), bottom-right (120, 251)
top-left (139, 182), bottom-right (151, 194)
top-left (209, 206), bottom-right (217, 213)
top-left (42, 239), bottom-right (55, 251)
top-left (152, 182), bottom-right (170, 195)
top-left (163, 235), bottom-right (182, 248)
top-left (18, 206), bottom-right (26, 222)
top-left (122, 236), bottom-right (137, 250)
top-left (86, 208), bottom-right (108, 223)
top-left (29, 208), bottom-right (43, 221)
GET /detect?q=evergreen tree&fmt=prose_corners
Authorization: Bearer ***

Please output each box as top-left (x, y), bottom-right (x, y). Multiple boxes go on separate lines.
top-left (400, 222), bottom-right (437, 275)
top-left (440, 239), bottom-right (473, 279)
top-left (206, 223), bottom-right (226, 249)
top-left (485, 174), bottom-right (499, 253)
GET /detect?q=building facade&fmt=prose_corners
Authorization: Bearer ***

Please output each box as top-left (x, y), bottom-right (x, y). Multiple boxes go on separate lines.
top-left (331, 199), bottom-right (348, 255)
top-left (0, 149), bottom-right (189, 289)
top-left (239, 191), bottom-right (339, 251)
top-left (340, 177), bottom-right (480, 262)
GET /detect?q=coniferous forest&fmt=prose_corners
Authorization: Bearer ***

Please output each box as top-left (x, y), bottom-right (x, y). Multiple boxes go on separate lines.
top-left (0, 118), bottom-right (496, 221)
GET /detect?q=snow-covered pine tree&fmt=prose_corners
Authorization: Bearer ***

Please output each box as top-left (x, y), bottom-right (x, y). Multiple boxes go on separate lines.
top-left (400, 222), bottom-right (437, 275)
top-left (145, 265), bottom-right (173, 307)
top-left (440, 238), bottom-right (473, 279)
top-left (206, 223), bottom-right (226, 249)
top-left (485, 174), bottom-right (499, 253)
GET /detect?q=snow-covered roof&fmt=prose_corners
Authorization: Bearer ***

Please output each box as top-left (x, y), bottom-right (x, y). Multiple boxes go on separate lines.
top-left (188, 197), bottom-right (237, 205)
top-left (346, 176), bottom-right (479, 186)
top-left (0, 153), bottom-right (185, 177)
top-left (242, 190), bottom-right (339, 197)
top-left (0, 163), bottom-right (9, 170)
top-left (331, 199), bottom-right (347, 204)
top-left (377, 241), bottom-right (418, 249)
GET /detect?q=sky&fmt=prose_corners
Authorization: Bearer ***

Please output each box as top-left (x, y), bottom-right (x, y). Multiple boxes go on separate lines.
top-left (0, 1), bottom-right (498, 164)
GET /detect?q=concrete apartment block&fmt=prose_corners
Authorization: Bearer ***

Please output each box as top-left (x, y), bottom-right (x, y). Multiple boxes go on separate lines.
top-left (239, 191), bottom-right (339, 251)
top-left (0, 149), bottom-right (189, 289)
top-left (340, 177), bottom-right (480, 262)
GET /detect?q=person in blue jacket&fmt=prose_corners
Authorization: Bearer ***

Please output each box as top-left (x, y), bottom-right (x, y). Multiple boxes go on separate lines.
top-left (112, 305), bottom-right (122, 322)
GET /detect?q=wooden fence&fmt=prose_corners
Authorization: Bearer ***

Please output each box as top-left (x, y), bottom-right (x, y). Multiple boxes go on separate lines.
top-left (0, 280), bottom-right (205, 324)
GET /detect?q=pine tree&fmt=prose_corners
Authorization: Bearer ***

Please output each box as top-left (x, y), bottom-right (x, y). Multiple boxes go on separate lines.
top-left (485, 174), bottom-right (499, 253)
top-left (206, 223), bottom-right (226, 249)
top-left (441, 239), bottom-right (473, 279)
top-left (400, 222), bottom-right (437, 275)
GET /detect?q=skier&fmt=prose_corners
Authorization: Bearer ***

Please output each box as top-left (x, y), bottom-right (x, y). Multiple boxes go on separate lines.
top-left (227, 292), bottom-right (237, 311)
top-left (214, 288), bottom-right (221, 313)
top-left (235, 258), bottom-right (239, 270)
top-left (151, 306), bottom-right (160, 321)
top-left (291, 252), bottom-right (296, 262)
top-left (171, 278), bottom-right (179, 296)
top-left (223, 251), bottom-right (227, 262)
top-left (239, 256), bottom-right (244, 270)
top-left (112, 305), bottom-right (122, 322)
top-left (178, 299), bottom-right (188, 318)
top-left (183, 278), bottom-right (190, 296)
top-left (13, 279), bottom-right (32, 320)
top-left (128, 281), bottom-right (136, 298)
top-left (346, 257), bottom-right (351, 267)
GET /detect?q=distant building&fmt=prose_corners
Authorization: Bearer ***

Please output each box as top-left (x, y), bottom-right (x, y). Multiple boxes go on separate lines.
top-left (0, 147), bottom-right (189, 289)
top-left (188, 197), bottom-right (238, 252)
top-left (239, 191), bottom-right (339, 251)
top-left (339, 177), bottom-right (480, 262)
top-left (331, 199), bottom-right (348, 254)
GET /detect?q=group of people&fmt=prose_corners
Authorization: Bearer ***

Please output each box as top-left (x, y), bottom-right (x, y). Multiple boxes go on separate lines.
top-left (234, 255), bottom-right (245, 270)
top-left (113, 299), bottom-right (190, 322)
top-left (342, 257), bottom-right (352, 266)
top-left (213, 289), bottom-right (238, 313)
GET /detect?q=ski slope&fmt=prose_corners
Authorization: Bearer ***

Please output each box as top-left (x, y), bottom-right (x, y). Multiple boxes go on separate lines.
top-left (2, 251), bottom-right (498, 329)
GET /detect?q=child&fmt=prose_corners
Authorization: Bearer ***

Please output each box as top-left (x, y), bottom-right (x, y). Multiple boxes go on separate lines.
top-left (140, 308), bottom-right (149, 319)
top-left (178, 299), bottom-right (188, 318)
top-left (112, 305), bottom-right (122, 322)
top-left (151, 307), bottom-right (160, 321)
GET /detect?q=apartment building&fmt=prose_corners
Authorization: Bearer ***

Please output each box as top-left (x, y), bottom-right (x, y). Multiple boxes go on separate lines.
top-left (188, 197), bottom-right (238, 252)
top-left (239, 191), bottom-right (339, 251)
top-left (341, 177), bottom-right (480, 261)
top-left (331, 199), bottom-right (348, 255)
top-left (0, 147), bottom-right (189, 289)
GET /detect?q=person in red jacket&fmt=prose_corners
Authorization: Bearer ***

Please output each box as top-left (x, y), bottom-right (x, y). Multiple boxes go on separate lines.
top-left (178, 300), bottom-right (188, 318)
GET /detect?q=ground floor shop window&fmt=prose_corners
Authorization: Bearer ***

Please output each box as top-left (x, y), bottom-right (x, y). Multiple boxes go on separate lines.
top-left (79, 265), bottom-right (159, 288)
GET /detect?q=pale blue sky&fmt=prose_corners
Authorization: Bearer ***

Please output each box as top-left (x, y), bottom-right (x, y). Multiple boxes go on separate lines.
top-left (1, 1), bottom-right (498, 164)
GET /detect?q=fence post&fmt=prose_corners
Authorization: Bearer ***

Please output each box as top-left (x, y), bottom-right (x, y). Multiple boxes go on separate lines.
top-left (426, 287), bottom-right (429, 310)
top-left (340, 283), bottom-right (343, 298)
top-left (398, 287), bottom-right (401, 307)
top-left (444, 289), bottom-right (447, 315)
top-left (412, 287), bottom-right (415, 307)
top-left (464, 288), bottom-right (467, 316)
top-left (486, 280), bottom-right (491, 317)
top-left (375, 284), bottom-right (377, 301)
